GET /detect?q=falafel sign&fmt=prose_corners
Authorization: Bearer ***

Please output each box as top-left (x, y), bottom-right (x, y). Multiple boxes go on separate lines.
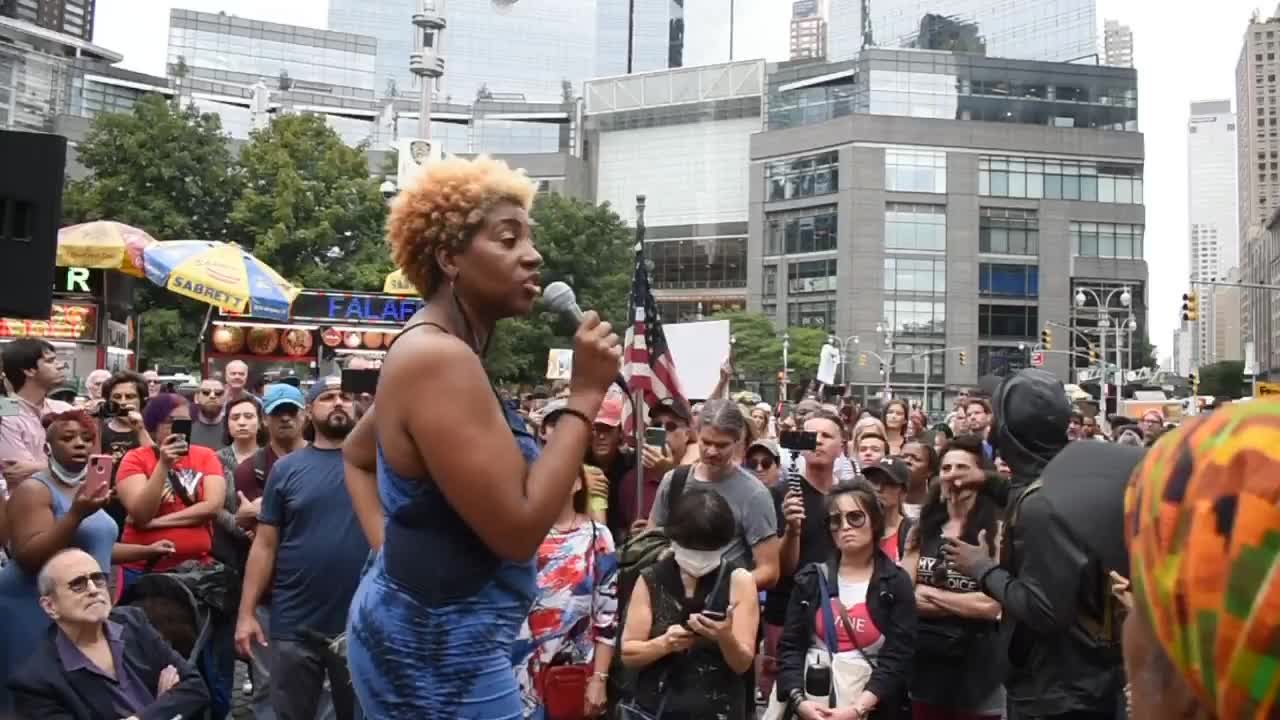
top-left (290, 290), bottom-right (423, 325)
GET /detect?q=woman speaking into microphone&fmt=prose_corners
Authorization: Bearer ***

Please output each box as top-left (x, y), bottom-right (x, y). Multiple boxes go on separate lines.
top-left (343, 155), bottom-right (621, 718)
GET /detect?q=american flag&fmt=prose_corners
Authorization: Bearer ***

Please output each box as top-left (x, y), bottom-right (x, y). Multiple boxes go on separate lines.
top-left (620, 245), bottom-right (687, 438)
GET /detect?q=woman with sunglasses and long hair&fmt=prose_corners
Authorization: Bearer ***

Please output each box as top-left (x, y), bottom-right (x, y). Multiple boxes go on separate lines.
top-left (0, 410), bottom-right (173, 711)
top-left (901, 435), bottom-right (1003, 720)
top-left (778, 479), bottom-right (916, 720)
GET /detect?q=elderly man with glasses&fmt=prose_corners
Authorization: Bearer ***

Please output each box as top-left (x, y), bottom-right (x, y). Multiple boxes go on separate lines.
top-left (8, 548), bottom-right (209, 720)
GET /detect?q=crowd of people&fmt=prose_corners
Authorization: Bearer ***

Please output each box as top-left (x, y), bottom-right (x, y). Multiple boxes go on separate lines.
top-left (0, 154), bottom-right (1276, 720)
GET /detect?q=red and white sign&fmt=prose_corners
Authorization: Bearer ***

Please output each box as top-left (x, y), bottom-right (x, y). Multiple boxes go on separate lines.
top-left (1031, 351), bottom-right (1045, 367)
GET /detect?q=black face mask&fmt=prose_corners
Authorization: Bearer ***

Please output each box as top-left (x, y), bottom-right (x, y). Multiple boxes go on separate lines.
top-left (989, 368), bottom-right (1071, 479)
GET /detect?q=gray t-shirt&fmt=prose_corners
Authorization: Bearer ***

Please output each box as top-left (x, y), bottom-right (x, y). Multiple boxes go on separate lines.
top-left (650, 464), bottom-right (778, 569)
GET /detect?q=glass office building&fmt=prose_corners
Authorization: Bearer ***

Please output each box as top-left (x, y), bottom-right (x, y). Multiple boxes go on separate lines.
top-left (828, 0), bottom-right (1096, 63)
top-left (167, 9), bottom-right (377, 98)
top-left (766, 49), bottom-right (1137, 133)
top-left (329, 0), bottom-right (683, 104)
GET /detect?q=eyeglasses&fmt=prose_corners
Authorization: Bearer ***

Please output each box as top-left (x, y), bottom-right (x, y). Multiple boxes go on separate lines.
top-left (66, 571), bottom-right (109, 594)
top-left (827, 510), bottom-right (868, 531)
top-left (201, 389), bottom-right (225, 397)
top-left (747, 457), bottom-right (775, 471)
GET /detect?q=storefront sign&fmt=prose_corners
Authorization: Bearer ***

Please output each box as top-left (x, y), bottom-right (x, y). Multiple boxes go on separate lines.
top-left (0, 301), bottom-right (98, 341)
top-left (53, 267), bottom-right (103, 295)
top-left (291, 291), bottom-right (423, 324)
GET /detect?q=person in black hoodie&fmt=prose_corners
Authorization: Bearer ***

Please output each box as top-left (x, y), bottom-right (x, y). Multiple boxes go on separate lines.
top-left (942, 368), bottom-right (1124, 720)
top-left (778, 479), bottom-right (916, 720)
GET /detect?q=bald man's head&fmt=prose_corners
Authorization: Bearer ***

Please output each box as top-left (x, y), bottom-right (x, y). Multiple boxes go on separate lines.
top-left (38, 548), bottom-right (111, 626)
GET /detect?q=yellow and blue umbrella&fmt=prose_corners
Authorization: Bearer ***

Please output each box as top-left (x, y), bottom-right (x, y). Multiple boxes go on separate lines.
top-left (143, 241), bottom-right (300, 320)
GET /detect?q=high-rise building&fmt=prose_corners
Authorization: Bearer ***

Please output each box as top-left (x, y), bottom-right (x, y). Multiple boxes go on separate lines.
top-left (827, 0), bottom-right (1096, 63)
top-left (1, 0), bottom-right (94, 41)
top-left (0, 10), bottom-right (118, 131)
top-left (1187, 99), bottom-right (1239, 367)
top-left (1103, 19), bottom-right (1133, 68)
top-left (328, 0), bottom-right (683, 104)
top-left (752, 48), bottom-right (1143, 411)
top-left (1236, 8), bottom-right (1280, 379)
top-left (790, 0), bottom-right (826, 61)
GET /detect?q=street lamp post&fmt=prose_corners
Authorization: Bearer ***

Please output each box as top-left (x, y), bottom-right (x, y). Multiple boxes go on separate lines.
top-left (827, 333), bottom-right (860, 386)
top-left (781, 331), bottom-right (790, 402)
top-left (1074, 285), bottom-right (1132, 412)
top-left (876, 322), bottom-right (894, 400)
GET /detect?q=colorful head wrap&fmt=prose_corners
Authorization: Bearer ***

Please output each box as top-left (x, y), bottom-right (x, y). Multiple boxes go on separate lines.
top-left (1124, 402), bottom-right (1280, 719)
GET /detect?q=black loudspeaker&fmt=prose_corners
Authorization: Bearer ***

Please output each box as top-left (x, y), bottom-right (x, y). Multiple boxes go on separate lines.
top-left (0, 130), bottom-right (66, 319)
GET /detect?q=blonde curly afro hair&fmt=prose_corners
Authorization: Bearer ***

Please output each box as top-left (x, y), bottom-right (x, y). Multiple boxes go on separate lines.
top-left (387, 155), bottom-right (537, 297)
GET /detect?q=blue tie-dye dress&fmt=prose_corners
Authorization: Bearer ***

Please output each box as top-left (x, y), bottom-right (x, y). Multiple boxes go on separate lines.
top-left (346, 403), bottom-right (541, 719)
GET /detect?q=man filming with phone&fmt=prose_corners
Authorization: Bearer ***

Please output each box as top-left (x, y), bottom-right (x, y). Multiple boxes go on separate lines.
top-left (760, 410), bottom-right (845, 697)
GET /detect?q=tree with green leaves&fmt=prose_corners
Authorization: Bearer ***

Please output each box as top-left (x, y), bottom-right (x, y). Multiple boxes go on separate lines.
top-left (711, 311), bottom-right (825, 395)
top-left (62, 94), bottom-right (242, 370)
top-left (484, 194), bottom-right (633, 384)
top-left (229, 113), bottom-right (392, 291)
top-left (1197, 360), bottom-right (1246, 398)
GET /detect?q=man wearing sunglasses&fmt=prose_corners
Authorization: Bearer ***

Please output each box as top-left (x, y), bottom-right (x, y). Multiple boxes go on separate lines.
top-left (189, 379), bottom-right (228, 450)
top-left (10, 548), bottom-right (209, 719)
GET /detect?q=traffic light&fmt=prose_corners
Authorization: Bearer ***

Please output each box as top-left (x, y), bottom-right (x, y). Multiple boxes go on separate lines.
top-left (1040, 326), bottom-right (1053, 351)
top-left (1190, 369), bottom-right (1200, 387)
top-left (958, 351), bottom-right (967, 366)
top-left (1088, 344), bottom-right (1098, 363)
top-left (1181, 291), bottom-right (1200, 322)
top-left (858, 352), bottom-right (868, 367)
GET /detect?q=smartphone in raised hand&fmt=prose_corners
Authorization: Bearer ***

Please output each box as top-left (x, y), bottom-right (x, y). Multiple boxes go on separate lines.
top-left (84, 454), bottom-right (113, 496)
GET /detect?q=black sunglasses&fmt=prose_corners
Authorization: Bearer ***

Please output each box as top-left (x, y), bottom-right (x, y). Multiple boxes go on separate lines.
top-left (827, 510), bottom-right (868, 531)
top-left (66, 571), bottom-right (109, 594)
top-left (747, 457), bottom-right (775, 471)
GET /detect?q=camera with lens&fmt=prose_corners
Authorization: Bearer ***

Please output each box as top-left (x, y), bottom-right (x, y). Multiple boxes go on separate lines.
top-left (94, 400), bottom-right (129, 419)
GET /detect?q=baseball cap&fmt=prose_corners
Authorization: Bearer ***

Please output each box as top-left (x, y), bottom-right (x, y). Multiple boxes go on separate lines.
top-left (263, 383), bottom-right (305, 414)
top-left (651, 396), bottom-right (692, 424)
top-left (747, 438), bottom-right (781, 461)
top-left (862, 456), bottom-right (910, 486)
top-left (595, 395), bottom-right (624, 427)
top-left (307, 376), bottom-right (342, 404)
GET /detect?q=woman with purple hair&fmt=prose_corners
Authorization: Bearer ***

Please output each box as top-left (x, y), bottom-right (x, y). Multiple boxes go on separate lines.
top-left (115, 392), bottom-right (226, 584)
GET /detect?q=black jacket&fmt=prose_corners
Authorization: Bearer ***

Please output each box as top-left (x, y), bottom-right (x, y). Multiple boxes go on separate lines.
top-left (8, 606), bottom-right (210, 720)
top-left (777, 550), bottom-right (916, 720)
top-left (968, 471), bottom-right (1124, 716)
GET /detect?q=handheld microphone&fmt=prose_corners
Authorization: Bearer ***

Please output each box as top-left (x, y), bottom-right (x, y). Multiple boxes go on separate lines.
top-left (543, 281), bottom-right (584, 322)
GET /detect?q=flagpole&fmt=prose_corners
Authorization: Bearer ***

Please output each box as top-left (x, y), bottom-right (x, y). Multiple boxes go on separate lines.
top-left (633, 194), bottom-right (647, 524)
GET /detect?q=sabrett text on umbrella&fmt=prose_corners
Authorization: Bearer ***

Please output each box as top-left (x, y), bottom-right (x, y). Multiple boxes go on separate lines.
top-left (170, 275), bottom-right (245, 307)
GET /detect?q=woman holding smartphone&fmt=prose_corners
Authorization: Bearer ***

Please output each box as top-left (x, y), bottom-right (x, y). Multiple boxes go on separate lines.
top-left (115, 393), bottom-right (226, 588)
top-left (0, 410), bottom-right (174, 712)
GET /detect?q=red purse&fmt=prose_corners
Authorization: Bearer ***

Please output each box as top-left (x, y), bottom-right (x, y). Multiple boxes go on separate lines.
top-left (534, 522), bottom-right (601, 720)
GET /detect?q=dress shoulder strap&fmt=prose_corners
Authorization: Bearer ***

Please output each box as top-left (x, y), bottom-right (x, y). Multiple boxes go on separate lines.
top-left (384, 320), bottom-right (450, 353)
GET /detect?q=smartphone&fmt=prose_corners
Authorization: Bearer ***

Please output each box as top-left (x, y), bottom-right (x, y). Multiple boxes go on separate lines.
top-left (779, 430), bottom-right (818, 452)
top-left (701, 559), bottom-right (732, 620)
top-left (85, 454), bottom-right (112, 494)
top-left (169, 419), bottom-right (192, 455)
top-left (644, 426), bottom-right (667, 448)
top-left (341, 368), bottom-right (379, 396)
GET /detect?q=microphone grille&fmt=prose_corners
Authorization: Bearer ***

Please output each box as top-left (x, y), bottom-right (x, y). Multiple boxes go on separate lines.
top-left (543, 281), bottom-right (576, 311)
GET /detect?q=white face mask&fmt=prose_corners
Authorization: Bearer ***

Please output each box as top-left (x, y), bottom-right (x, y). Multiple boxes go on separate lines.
top-left (671, 542), bottom-right (727, 577)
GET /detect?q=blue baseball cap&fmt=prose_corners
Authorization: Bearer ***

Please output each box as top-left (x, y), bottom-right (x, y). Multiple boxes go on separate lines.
top-left (263, 383), bottom-right (305, 414)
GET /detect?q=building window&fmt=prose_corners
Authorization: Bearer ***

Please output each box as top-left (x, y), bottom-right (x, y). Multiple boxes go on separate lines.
top-left (885, 147), bottom-right (947, 193)
top-left (1069, 222), bottom-right (1145, 259)
top-left (885, 203), bottom-right (946, 252)
top-left (882, 299), bottom-right (945, 336)
top-left (788, 300), bottom-right (836, 328)
top-left (979, 208), bottom-right (1038, 255)
top-left (648, 237), bottom-right (747, 290)
top-left (978, 346), bottom-right (1031, 376)
top-left (788, 259), bottom-right (838, 293)
top-left (979, 264), bottom-right (1039, 298)
top-left (890, 343), bottom-right (946, 379)
top-left (656, 299), bottom-right (745, 324)
top-left (766, 151), bottom-right (839, 201)
top-left (765, 207), bottom-right (838, 255)
top-left (763, 265), bottom-right (778, 297)
top-left (884, 257), bottom-right (946, 294)
top-left (978, 304), bottom-right (1039, 338)
top-left (979, 157), bottom-right (1142, 204)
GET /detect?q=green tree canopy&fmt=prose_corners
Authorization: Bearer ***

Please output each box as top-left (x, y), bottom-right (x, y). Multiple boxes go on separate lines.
top-left (484, 195), bottom-right (634, 385)
top-left (711, 311), bottom-right (825, 393)
top-left (62, 95), bottom-right (243, 370)
top-left (1198, 360), bottom-right (1246, 398)
top-left (230, 113), bottom-right (391, 290)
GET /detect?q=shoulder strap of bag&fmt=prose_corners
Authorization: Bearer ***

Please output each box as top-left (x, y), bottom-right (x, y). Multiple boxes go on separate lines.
top-left (669, 464), bottom-right (692, 508)
top-left (815, 566), bottom-right (840, 709)
top-left (833, 595), bottom-right (879, 672)
top-left (253, 447), bottom-right (270, 484)
top-left (152, 445), bottom-right (196, 508)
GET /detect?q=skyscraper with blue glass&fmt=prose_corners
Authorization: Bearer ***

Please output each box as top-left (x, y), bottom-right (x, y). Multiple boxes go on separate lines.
top-left (328, 0), bottom-right (684, 103)
top-left (828, 0), bottom-right (1097, 63)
